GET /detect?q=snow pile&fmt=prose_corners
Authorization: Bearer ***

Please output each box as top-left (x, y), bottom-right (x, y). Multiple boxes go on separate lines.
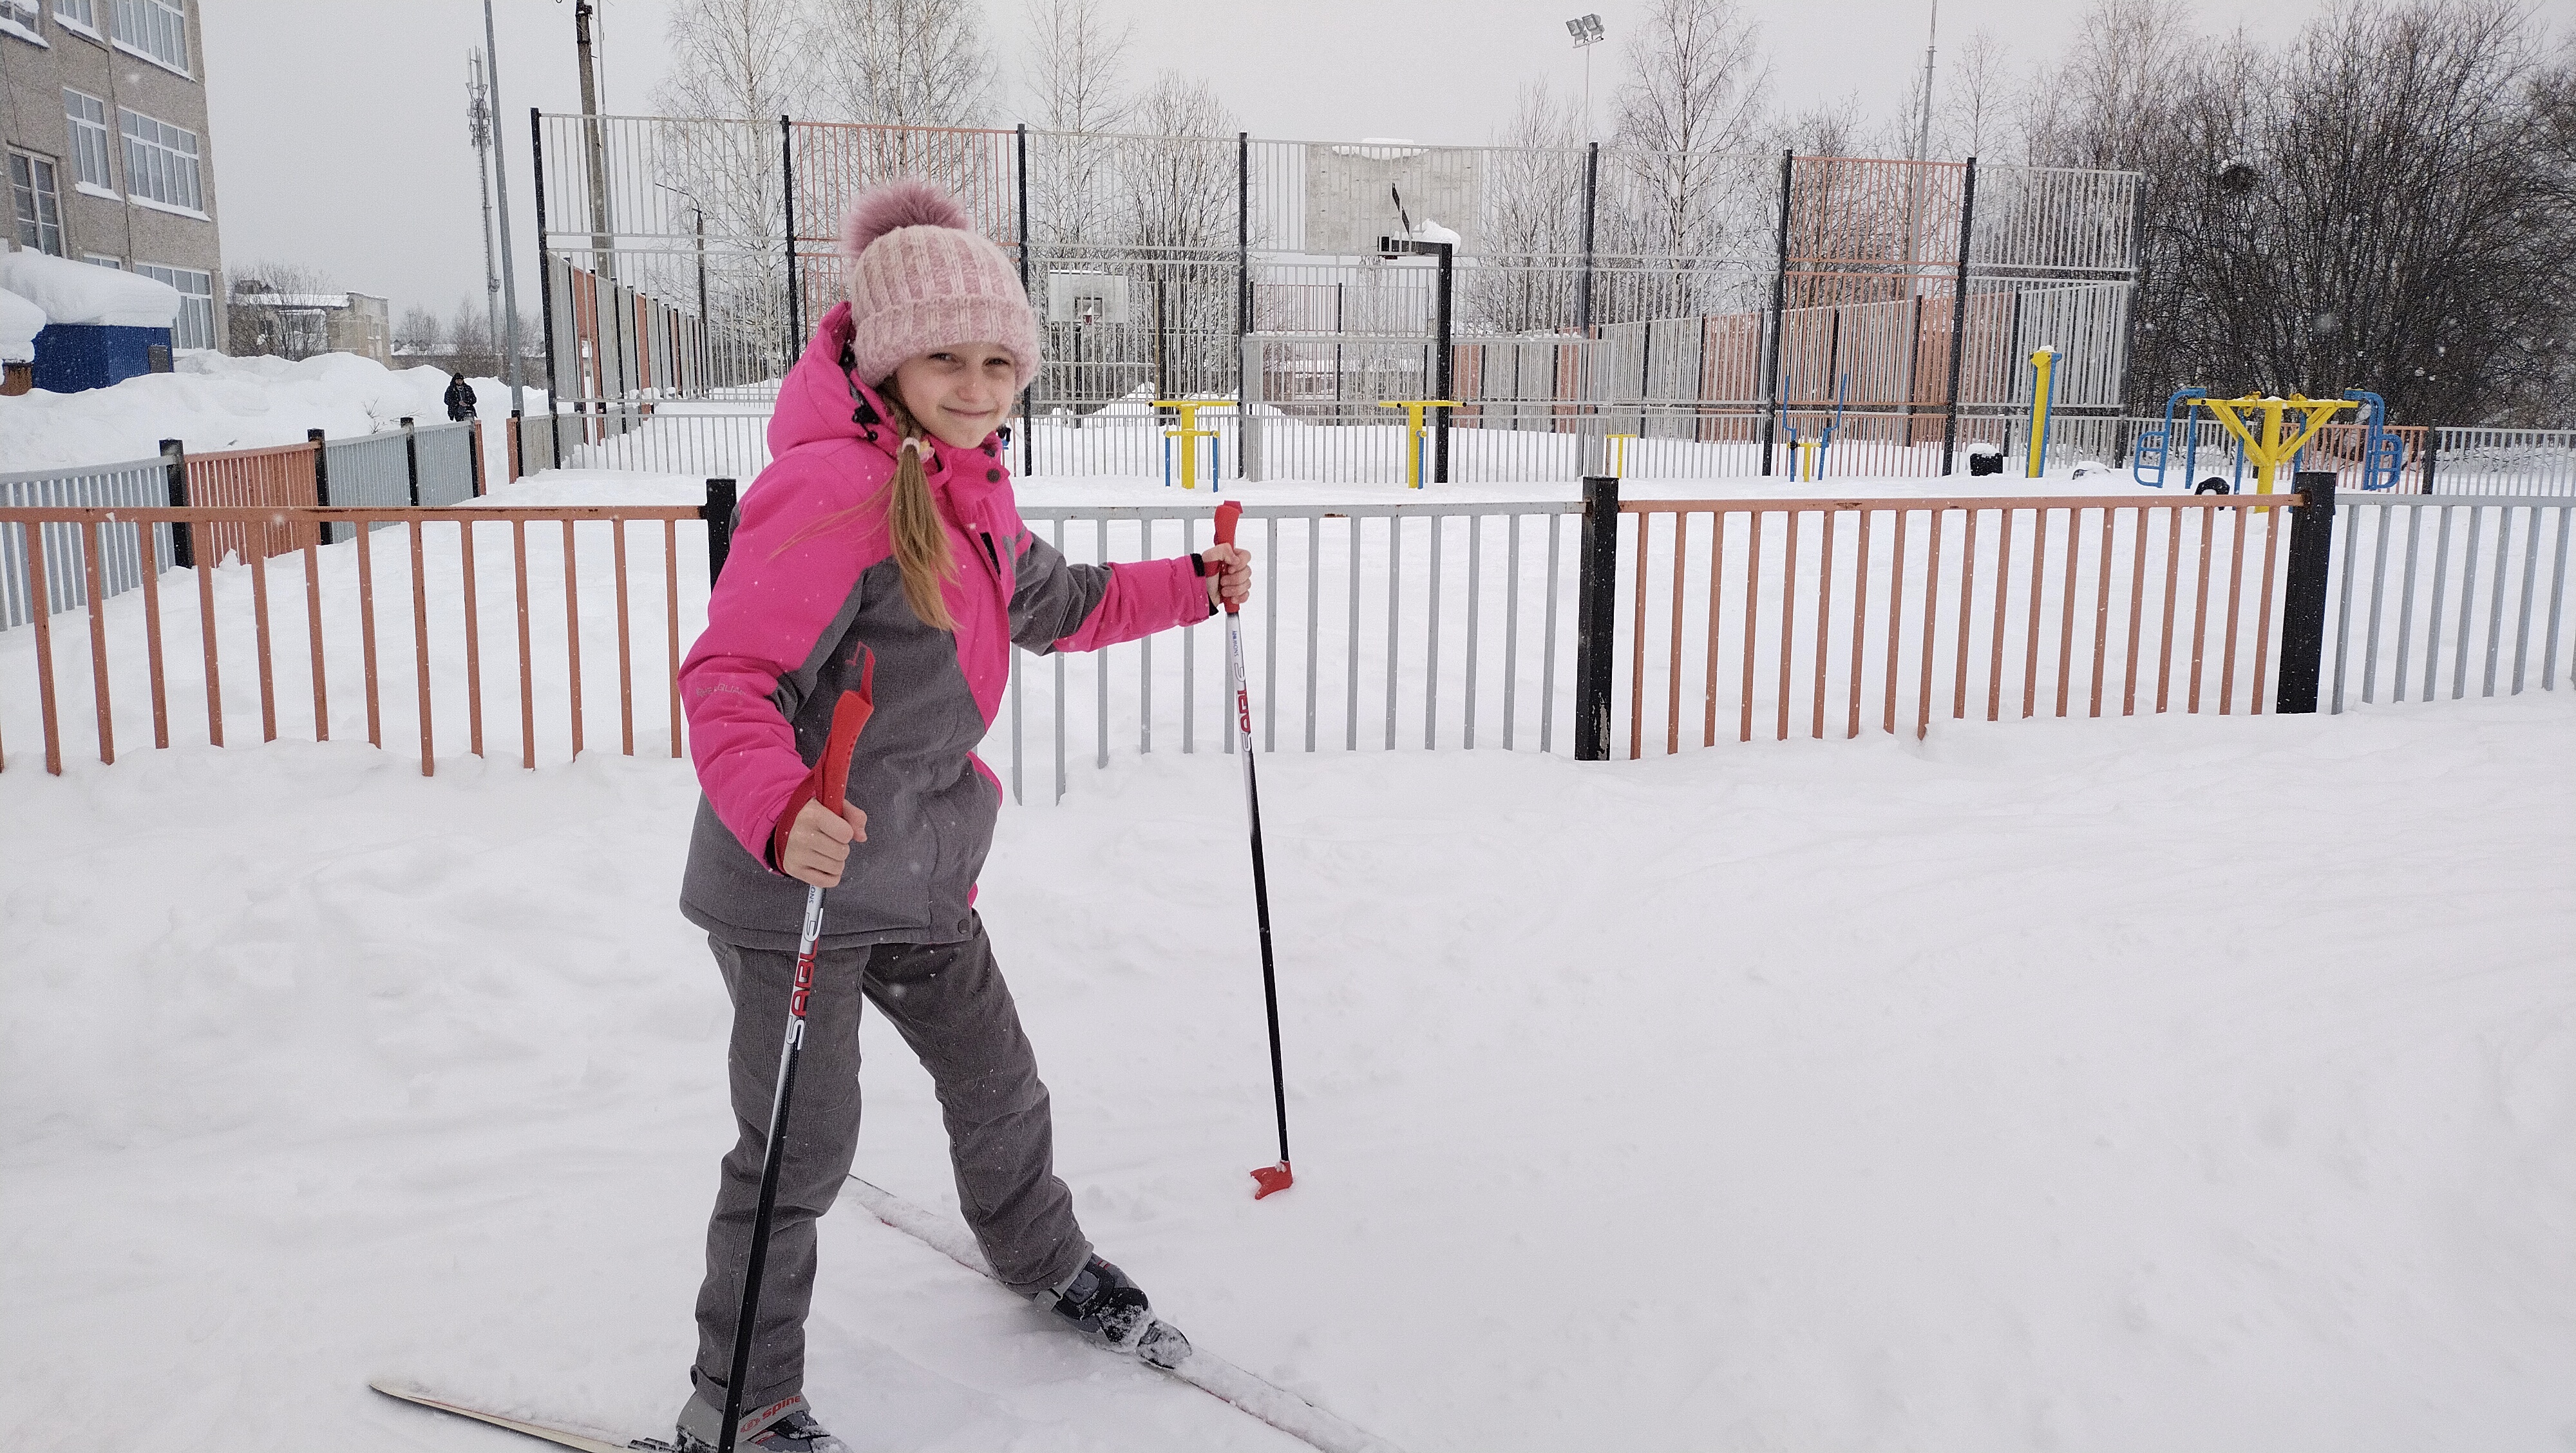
top-left (0, 287), bottom-right (41, 365)
top-left (1, 689), bottom-right (2567, 1450)
top-left (0, 248), bottom-right (179, 328)
top-left (0, 348), bottom-right (540, 475)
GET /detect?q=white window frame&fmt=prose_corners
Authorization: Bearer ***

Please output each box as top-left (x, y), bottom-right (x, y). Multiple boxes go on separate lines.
top-left (140, 262), bottom-right (214, 350)
top-left (52, 0), bottom-right (99, 38)
top-left (83, 252), bottom-right (122, 268)
top-left (0, 0), bottom-right (48, 45)
top-left (64, 88), bottom-right (115, 194)
top-left (10, 150), bottom-right (66, 256)
top-left (119, 106), bottom-right (204, 217)
top-left (110, 0), bottom-right (185, 75)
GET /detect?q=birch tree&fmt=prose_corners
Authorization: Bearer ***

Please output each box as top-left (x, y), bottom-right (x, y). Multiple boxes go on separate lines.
top-left (1019, 0), bottom-right (1133, 245)
top-left (1605, 0), bottom-right (1771, 319)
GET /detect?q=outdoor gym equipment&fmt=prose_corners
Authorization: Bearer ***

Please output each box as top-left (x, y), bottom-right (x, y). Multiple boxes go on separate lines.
top-left (2023, 346), bottom-right (2060, 479)
top-left (1379, 400), bottom-right (1461, 489)
top-left (1155, 399), bottom-right (1232, 491)
top-left (2199, 392), bottom-right (2355, 495)
top-left (2341, 390), bottom-right (2406, 491)
top-left (1606, 432), bottom-right (1640, 477)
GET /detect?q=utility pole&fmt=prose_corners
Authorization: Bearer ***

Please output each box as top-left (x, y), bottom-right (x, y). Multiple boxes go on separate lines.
top-left (576, 1), bottom-right (614, 284)
top-left (482, 0), bottom-right (527, 415)
top-left (468, 49), bottom-right (503, 377)
top-left (1906, 1), bottom-right (1939, 302)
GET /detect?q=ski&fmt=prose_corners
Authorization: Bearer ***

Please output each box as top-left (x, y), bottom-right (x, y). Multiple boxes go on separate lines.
top-left (844, 1175), bottom-right (1404, 1453)
top-left (368, 1380), bottom-right (679, 1452)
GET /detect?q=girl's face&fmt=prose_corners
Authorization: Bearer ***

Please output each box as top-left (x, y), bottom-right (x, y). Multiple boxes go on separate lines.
top-left (889, 344), bottom-right (1018, 450)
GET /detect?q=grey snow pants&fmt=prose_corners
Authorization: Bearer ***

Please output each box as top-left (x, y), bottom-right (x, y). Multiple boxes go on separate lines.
top-left (691, 915), bottom-right (1092, 1407)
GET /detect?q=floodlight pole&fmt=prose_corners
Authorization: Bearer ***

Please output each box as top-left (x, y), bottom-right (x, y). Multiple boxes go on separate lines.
top-left (482, 0), bottom-right (527, 415)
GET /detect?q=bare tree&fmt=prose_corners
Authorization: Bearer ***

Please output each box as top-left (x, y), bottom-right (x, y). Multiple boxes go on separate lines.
top-left (1472, 81), bottom-right (1586, 334)
top-left (1605, 0), bottom-right (1772, 319)
top-left (1123, 73), bottom-right (1235, 252)
top-left (447, 296), bottom-right (499, 378)
top-left (1019, 0), bottom-right (1133, 245)
top-left (225, 261), bottom-right (338, 359)
top-left (1936, 28), bottom-right (2012, 160)
top-left (2156, 0), bottom-right (2574, 423)
top-left (651, 0), bottom-right (812, 383)
top-left (2019, 0), bottom-right (2199, 169)
top-left (395, 304), bottom-right (446, 361)
top-left (811, 0), bottom-right (993, 129)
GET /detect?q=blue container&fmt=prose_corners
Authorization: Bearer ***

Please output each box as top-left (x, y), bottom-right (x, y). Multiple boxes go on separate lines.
top-left (29, 323), bottom-right (173, 394)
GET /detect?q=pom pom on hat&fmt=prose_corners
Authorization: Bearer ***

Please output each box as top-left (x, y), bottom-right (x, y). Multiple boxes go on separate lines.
top-left (836, 180), bottom-right (1043, 394)
top-left (840, 178), bottom-right (974, 264)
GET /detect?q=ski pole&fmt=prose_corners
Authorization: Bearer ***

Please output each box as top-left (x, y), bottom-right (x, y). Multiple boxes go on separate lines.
top-left (1215, 502), bottom-right (1294, 1200)
top-left (719, 680), bottom-right (873, 1453)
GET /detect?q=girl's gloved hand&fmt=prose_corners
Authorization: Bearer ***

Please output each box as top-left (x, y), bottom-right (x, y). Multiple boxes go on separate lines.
top-left (1201, 544), bottom-right (1253, 611)
top-left (782, 797), bottom-right (868, 888)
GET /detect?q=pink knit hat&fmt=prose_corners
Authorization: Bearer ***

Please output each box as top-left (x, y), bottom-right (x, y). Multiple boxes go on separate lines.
top-left (840, 180), bottom-right (1041, 393)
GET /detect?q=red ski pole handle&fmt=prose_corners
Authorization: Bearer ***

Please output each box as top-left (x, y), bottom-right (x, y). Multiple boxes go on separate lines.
top-left (1213, 500), bottom-right (1244, 615)
top-left (770, 654), bottom-right (875, 868)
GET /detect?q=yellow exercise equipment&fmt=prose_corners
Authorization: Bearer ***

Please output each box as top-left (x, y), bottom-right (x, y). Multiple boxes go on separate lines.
top-left (2024, 347), bottom-right (2059, 479)
top-left (2197, 393), bottom-right (2356, 495)
top-left (1378, 400), bottom-right (1461, 489)
top-left (1152, 399), bottom-right (1234, 491)
top-left (1606, 432), bottom-right (1640, 477)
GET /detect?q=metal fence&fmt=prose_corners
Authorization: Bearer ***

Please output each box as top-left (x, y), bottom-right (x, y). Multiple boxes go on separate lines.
top-left (3, 426), bottom-right (487, 632)
top-left (2429, 428), bottom-right (2576, 497)
top-left (2329, 495), bottom-right (2571, 710)
top-left (1, 458), bottom-right (173, 631)
top-left (987, 501), bottom-right (1584, 804)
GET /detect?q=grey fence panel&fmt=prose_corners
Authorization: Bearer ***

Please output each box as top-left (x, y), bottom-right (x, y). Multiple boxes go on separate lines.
top-left (2328, 496), bottom-right (2574, 712)
top-left (993, 502), bottom-right (1584, 803)
top-left (1, 459), bottom-right (173, 631)
top-left (321, 433), bottom-right (412, 542)
top-left (2431, 429), bottom-right (2576, 497)
top-left (412, 422), bottom-right (480, 508)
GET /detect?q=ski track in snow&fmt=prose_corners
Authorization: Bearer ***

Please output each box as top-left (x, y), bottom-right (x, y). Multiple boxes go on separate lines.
top-left (3, 629), bottom-right (2572, 1448)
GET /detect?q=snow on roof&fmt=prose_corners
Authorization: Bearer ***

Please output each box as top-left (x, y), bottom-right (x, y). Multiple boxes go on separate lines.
top-left (0, 249), bottom-right (182, 329)
top-left (1, 287), bottom-right (43, 365)
top-left (1334, 138), bottom-right (1430, 159)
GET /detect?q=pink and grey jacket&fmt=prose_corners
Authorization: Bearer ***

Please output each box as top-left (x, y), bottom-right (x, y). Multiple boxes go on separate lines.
top-left (678, 301), bottom-right (1213, 950)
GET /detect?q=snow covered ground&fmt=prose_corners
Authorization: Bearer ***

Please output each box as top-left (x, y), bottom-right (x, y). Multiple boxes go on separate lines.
top-left (2, 685), bottom-right (2569, 1451)
top-left (0, 349), bottom-right (535, 488)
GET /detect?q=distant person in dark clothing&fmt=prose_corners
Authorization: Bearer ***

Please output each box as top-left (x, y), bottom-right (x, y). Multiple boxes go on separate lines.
top-left (444, 371), bottom-right (478, 423)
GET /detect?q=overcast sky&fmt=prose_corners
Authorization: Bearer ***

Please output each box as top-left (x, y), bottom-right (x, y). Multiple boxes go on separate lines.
top-left (204, 0), bottom-right (2368, 326)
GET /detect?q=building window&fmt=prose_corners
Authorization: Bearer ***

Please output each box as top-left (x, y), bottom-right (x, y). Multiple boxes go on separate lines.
top-left (140, 263), bottom-right (213, 350)
top-left (10, 151), bottom-right (66, 256)
top-left (111, 0), bottom-right (184, 72)
top-left (84, 252), bottom-right (122, 267)
top-left (120, 108), bottom-right (201, 214)
top-left (53, 0), bottom-right (99, 34)
top-left (0, 0), bottom-right (46, 43)
top-left (65, 90), bottom-right (114, 191)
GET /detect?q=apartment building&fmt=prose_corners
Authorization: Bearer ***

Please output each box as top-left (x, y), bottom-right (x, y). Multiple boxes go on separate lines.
top-left (0, 0), bottom-right (220, 350)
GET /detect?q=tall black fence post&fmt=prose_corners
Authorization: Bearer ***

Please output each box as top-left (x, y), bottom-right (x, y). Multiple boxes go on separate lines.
top-left (703, 477), bottom-right (738, 585)
top-left (1433, 239), bottom-right (1454, 484)
top-left (2275, 471), bottom-right (2339, 714)
top-left (781, 115), bottom-right (802, 366)
top-left (1016, 122), bottom-right (1034, 480)
top-left (159, 437), bottom-right (191, 569)
top-left (1939, 157), bottom-right (1978, 475)
top-left (1573, 473), bottom-right (1621, 761)
top-left (531, 108), bottom-right (560, 414)
top-left (1576, 142), bottom-right (1598, 339)
top-left (308, 428), bottom-right (333, 544)
top-left (400, 417), bottom-right (421, 507)
top-left (1758, 149), bottom-right (1792, 477)
top-left (2420, 427), bottom-right (2439, 495)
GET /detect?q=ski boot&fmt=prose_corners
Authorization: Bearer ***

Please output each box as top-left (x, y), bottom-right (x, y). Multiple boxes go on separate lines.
top-left (1041, 1253), bottom-right (1191, 1369)
top-left (674, 1379), bottom-right (848, 1453)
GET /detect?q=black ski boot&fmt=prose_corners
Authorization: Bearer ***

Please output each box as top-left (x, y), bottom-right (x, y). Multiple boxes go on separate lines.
top-left (673, 1379), bottom-right (848, 1453)
top-left (1041, 1253), bottom-right (1191, 1369)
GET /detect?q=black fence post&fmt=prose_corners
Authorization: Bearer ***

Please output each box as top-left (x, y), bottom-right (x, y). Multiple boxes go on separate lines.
top-left (160, 437), bottom-right (191, 569)
top-left (703, 477), bottom-right (737, 585)
top-left (1940, 157), bottom-right (1978, 476)
top-left (308, 428), bottom-right (332, 544)
top-left (2420, 426), bottom-right (2439, 496)
top-left (401, 416), bottom-right (421, 507)
top-left (781, 115), bottom-right (802, 365)
top-left (1758, 149), bottom-right (1792, 477)
top-left (531, 106), bottom-right (560, 412)
top-left (2275, 470), bottom-right (2338, 715)
top-left (1573, 473), bottom-right (1621, 761)
top-left (1433, 240), bottom-right (1454, 484)
top-left (468, 418), bottom-right (486, 497)
top-left (1017, 120), bottom-right (1034, 480)
top-left (1575, 142), bottom-right (1598, 339)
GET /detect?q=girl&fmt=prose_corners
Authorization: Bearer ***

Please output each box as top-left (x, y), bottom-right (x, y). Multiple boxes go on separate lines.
top-left (668, 180), bottom-right (1251, 1453)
